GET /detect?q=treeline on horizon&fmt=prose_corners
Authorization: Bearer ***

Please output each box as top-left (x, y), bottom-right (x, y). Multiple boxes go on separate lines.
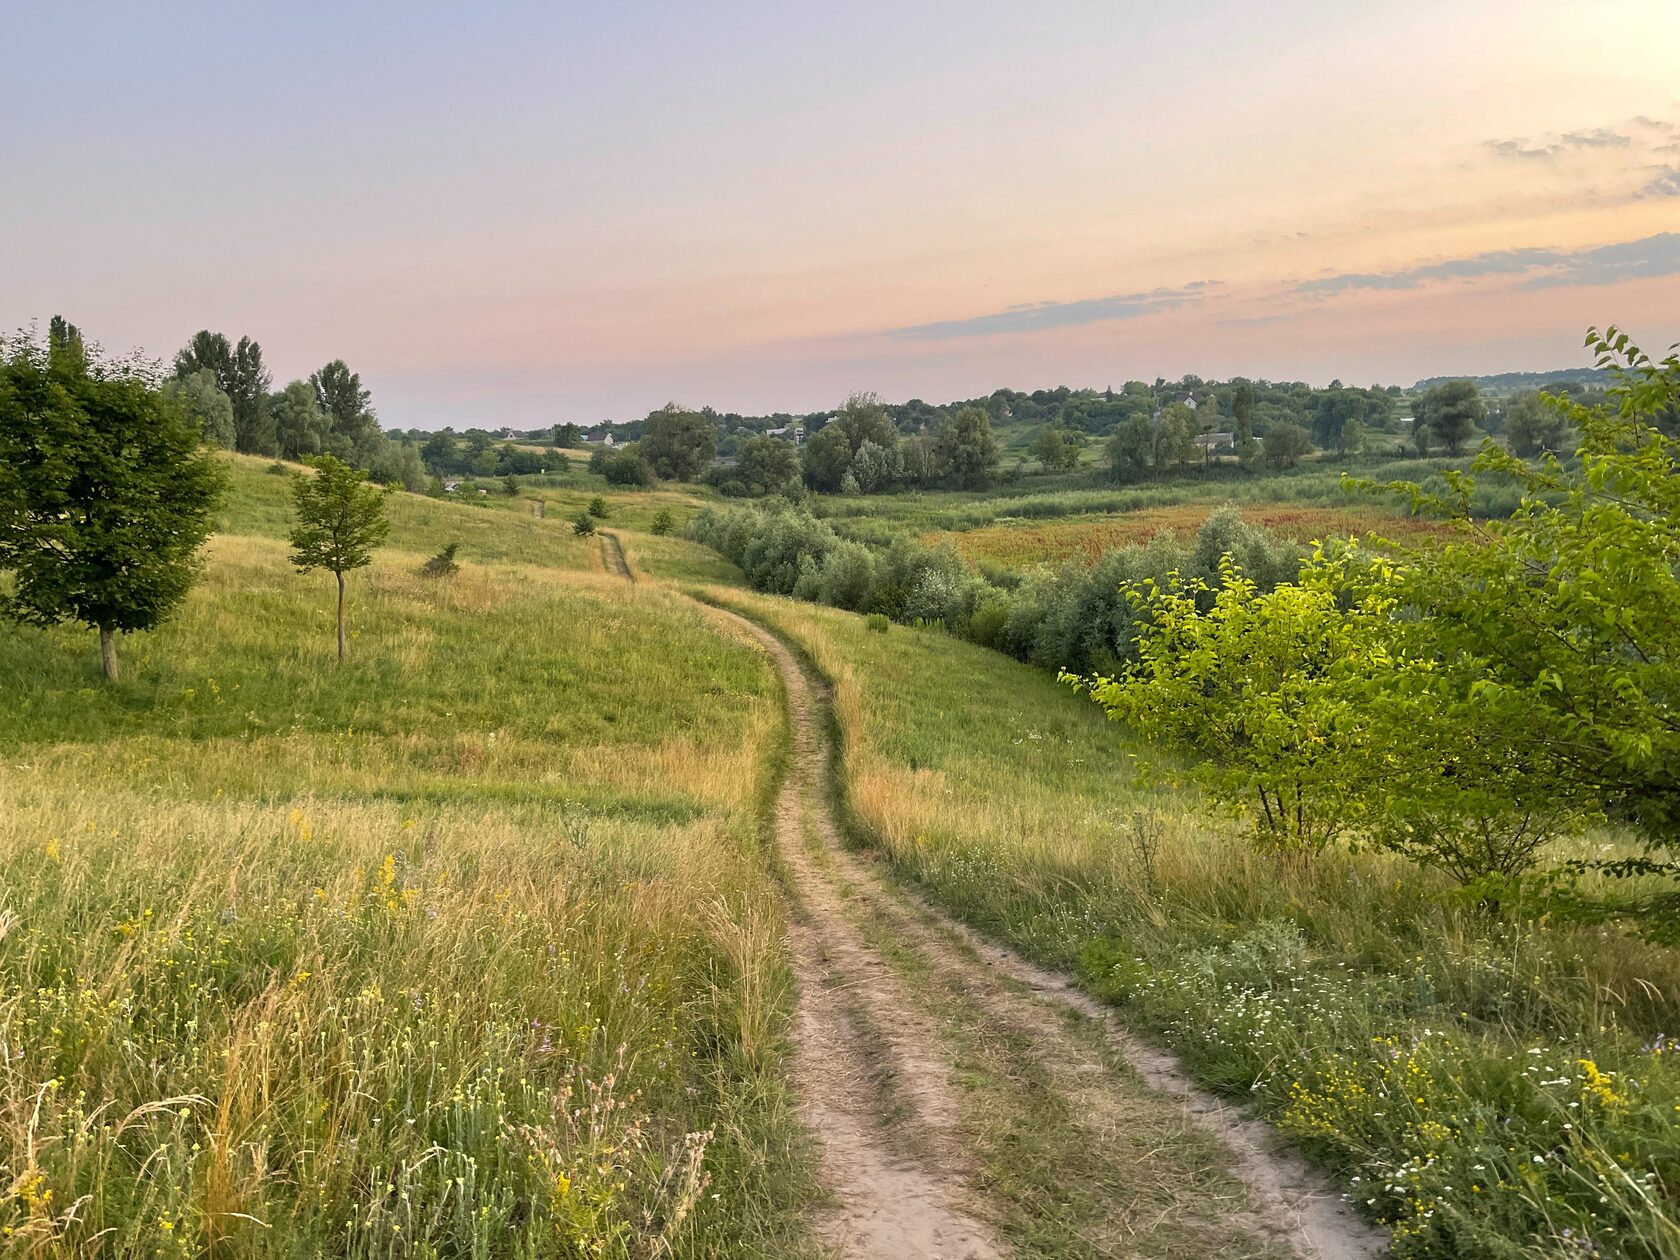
top-left (23, 317), bottom-right (1625, 503)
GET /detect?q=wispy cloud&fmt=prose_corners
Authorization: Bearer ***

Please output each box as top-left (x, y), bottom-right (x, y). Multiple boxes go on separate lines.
top-left (1485, 124), bottom-right (1637, 161)
top-left (1486, 138), bottom-right (1559, 160)
top-left (1295, 248), bottom-right (1562, 294)
top-left (885, 282), bottom-right (1216, 340)
top-left (1641, 166), bottom-right (1680, 197)
top-left (1295, 232), bottom-right (1680, 297)
top-left (1560, 127), bottom-right (1632, 149)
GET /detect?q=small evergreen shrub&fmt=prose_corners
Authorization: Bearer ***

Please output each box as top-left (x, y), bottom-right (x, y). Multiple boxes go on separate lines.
top-left (651, 508), bottom-right (676, 536)
top-left (573, 513), bottom-right (597, 536)
top-left (587, 497), bottom-right (610, 519)
top-left (419, 542), bottom-right (461, 578)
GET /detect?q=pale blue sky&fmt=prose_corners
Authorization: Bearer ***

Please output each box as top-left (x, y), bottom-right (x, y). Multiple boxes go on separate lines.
top-left (4, 2), bottom-right (1678, 427)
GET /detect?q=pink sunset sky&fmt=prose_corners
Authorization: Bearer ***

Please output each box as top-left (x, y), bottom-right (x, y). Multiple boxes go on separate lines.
top-left (3, 1), bottom-right (1678, 428)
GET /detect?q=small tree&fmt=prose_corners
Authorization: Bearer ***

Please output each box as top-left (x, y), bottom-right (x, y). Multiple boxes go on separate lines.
top-left (0, 328), bottom-right (223, 681)
top-left (289, 454), bottom-right (390, 663)
top-left (1067, 565), bottom-right (1372, 855)
top-left (587, 496), bottom-right (610, 518)
top-left (933, 405), bottom-right (1001, 489)
top-left (650, 507), bottom-right (676, 535)
top-left (1415, 379), bottom-right (1484, 456)
top-left (572, 512), bottom-right (597, 537)
top-left (502, 474), bottom-right (520, 496)
top-left (1263, 422), bottom-right (1311, 470)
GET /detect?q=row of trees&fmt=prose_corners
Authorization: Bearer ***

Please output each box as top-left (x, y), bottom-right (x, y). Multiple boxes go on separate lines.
top-left (799, 393), bottom-right (1001, 494)
top-left (1074, 329), bottom-right (1679, 934)
top-left (583, 393), bottom-right (1005, 497)
top-left (169, 329), bottom-right (434, 490)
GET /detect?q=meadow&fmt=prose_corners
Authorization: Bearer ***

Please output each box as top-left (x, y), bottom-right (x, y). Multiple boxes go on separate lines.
top-left (697, 586), bottom-right (1680, 1259)
top-left (925, 504), bottom-right (1447, 568)
top-left (0, 456), bottom-right (813, 1257)
top-left (808, 454), bottom-right (1515, 547)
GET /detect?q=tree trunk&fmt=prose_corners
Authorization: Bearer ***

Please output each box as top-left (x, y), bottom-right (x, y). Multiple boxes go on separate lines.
top-left (99, 626), bottom-right (119, 682)
top-left (336, 571), bottom-right (347, 663)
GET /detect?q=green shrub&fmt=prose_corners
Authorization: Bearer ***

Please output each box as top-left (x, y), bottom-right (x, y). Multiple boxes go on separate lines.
top-left (864, 613), bottom-right (889, 634)
top-left (419, 542), bottom-right (461, 577)
top-left (572, 513), bottom-right (596, 536)
top-left (587, 497), bottom-right (609, 519)
top-left (650, 507), bottom-right (676, 535)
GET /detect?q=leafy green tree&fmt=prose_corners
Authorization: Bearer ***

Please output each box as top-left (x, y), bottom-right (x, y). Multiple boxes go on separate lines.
top-left (288, 455), bottom-right (390, 663)
top-left (368, 440), bottom-right (428, 491)
top-left (1371, 329), bottom-right (1680, 932)
top-left (174, 330), bottom-right (234, 391)
top-left (271, 379), bottom-right (330, 460)
top-left (0, 328), bottom-right (223, 681)
top-left (1232, 381), bottom-right (1256, 462)
top-left (640, 404), bottom-right (716, 480)
top-left (601, 448), bottom-right (652, 486)
top-left (502, 474), bottom-right (520, 496)
top-left (1263, 421), bottom-right (1311, 469)
top-left (1030, 424), bottom-right (1084, 472)
top-left (932, 405), bottom-right (1000, 490)
top-left (833, 391), bottom-right (898, 452)
top-left (850, 437), bottom-right (902, 492)
top-left (801, 422), bottom-right (853, 492)
top-left (178, 331), bottom-right (276, 455)
top-left (310, 359), bottom-right (381, 460)
top-left (1503, 389), bottom-right (1574, 457)
top-left (1154, 403), bottom-right (1195, 472)
top-left (1106, 413), bottom-right (1153, 482)
top-left (553, 422), bottom-right (582, 448)
top-left (1415, 379), bottom-right (1484, 456)
top-left (731, 435), bottom-right (801, 497)
top-left (650, 507), bottom-right (676, 535)
top-left (162, 368), bottom-right (236, 447)
top-left (48, 315), bottom-right (83, 355)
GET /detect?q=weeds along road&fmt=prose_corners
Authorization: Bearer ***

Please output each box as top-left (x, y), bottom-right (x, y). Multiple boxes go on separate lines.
top-left (606, 551), bottom-right (1382, 1259)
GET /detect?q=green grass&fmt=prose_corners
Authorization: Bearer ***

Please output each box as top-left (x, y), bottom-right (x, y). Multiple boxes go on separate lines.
top-left (0, 466), bottom-right (818, 1256)
top-left (808, 455), bottom-right (1507, 545)
top-left (703, 587), bottom-right (1680, 1259)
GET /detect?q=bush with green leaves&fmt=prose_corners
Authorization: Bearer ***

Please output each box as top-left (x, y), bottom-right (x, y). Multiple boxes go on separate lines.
top-left (572, 513), bottom-right (596, 537)
top-left (587, 496), bottom-right (609, 519)
top-left (1068, 564), bottom-right (1376, 855)
top-left (687, 501), bottom-right (1305, 678)
top-left (420, 542), bottom-right (461, 578)
top-left (650, 507), bottom-right (676, 536)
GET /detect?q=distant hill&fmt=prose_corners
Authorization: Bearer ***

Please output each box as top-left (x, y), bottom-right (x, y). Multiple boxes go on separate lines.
top-left (1412, 367), bottom-right (1613, 393)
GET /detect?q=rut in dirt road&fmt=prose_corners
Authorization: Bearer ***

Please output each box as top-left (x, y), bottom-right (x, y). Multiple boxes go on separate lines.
top-left (599, 532), bottom-right (632, 579)
top-left (703, 600), bottom-right (1389, 1260)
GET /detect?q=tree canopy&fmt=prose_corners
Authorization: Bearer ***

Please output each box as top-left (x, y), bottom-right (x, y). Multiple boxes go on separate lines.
top-left (1, 326), bottom-right (223, 680)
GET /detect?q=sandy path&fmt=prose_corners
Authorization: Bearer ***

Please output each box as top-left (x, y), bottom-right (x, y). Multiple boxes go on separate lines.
top-left (698, 599), bottom-right (1388, 1260)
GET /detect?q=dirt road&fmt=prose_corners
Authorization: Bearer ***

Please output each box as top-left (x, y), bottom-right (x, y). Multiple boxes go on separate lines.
top-left (702, 603), bottom-right (1387, 1260)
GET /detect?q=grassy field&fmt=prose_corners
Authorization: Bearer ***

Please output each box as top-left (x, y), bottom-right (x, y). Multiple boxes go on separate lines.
top-left (811, 456), bottom-right (1486, 544)
top-left (0, 457), bottom-right (815, 1256)
top-left (699, 586), bottom-right (1680, 1259)
top-left (926, 503), bottom-right (1449, 568)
